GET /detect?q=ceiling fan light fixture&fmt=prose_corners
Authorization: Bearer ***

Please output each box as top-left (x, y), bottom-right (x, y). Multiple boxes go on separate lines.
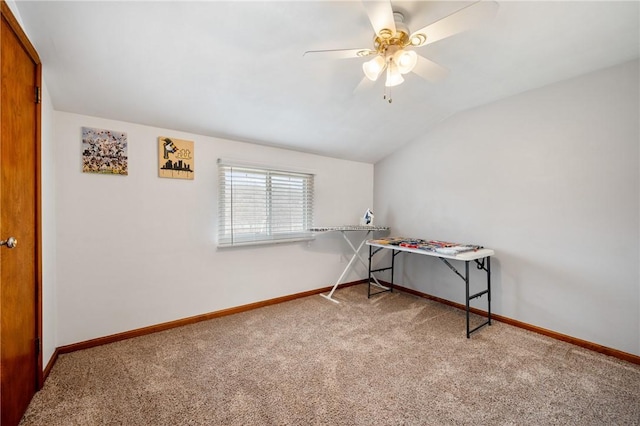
top-left (385, 61), bottom-right (404, 87)
top-left (394, 49), bottom-right (417, 74)
top-left (363, 55), bottom-right (386, 81)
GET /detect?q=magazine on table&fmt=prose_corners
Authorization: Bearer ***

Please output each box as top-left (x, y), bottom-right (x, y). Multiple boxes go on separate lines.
top-left (369, 237), bottom-right (480, 254)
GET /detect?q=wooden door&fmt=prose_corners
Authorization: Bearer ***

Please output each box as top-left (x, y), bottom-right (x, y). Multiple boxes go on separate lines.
top-left (0, 2), bottom-right (42, 425)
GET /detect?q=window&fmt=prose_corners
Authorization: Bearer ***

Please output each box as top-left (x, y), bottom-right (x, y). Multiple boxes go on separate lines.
top-left (218, 161), bottom-right (314, 246)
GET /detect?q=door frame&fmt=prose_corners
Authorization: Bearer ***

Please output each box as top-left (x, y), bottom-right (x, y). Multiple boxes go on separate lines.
top-left (0, 0), bottom-right (43, 389)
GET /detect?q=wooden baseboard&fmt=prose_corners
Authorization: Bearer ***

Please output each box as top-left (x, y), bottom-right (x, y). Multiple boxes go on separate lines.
top-left (43, 277), bottom-right (639, 385)
top-left (390, 283), bottom-right (640, 366)
top-left (55, 279), bottom-right (366, 356)
top-left (43, 347), bottom-right (59, 382)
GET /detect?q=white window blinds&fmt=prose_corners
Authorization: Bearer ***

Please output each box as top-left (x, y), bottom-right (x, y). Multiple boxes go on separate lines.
top-left (218, 162), bottom-right (314, 246)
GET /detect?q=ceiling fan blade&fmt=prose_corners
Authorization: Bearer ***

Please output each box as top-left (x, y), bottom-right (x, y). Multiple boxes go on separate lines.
top-left (412, 55), bottom-right (450, 83)
top-left (410, 1), bottom-right (499, 47)
top-left (361, 0), bottom-right (396, 38)
top-left (353, 76), bottom-right (376, 94)
top-left (303, 48), bottom-right (374, 59)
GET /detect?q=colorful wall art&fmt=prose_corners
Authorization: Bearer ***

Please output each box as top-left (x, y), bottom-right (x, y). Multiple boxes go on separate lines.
top-left (158, 136), bottom-right (194, 180)
top-left (82, 127), bottom-right (128, 175)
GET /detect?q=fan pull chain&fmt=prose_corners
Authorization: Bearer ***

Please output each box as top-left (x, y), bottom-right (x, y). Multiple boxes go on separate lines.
top-left (383, 86), bottom-right (393, 104)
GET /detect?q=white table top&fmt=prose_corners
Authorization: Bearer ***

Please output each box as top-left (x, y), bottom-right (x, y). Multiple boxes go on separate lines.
top-left (367, 237), bottom-right (494, 261)
top-left (309, 225), bottom-right (390, 232)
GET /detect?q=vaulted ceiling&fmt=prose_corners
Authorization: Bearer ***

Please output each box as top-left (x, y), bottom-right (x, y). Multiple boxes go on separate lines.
top-left (15, 1), bottom-right (640, 163)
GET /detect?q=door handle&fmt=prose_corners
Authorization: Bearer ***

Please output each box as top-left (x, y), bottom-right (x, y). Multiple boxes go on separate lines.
top-left (0, 237), bottom-right (17, 248)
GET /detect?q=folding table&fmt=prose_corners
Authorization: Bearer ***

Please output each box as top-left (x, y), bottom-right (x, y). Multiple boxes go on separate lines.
top-left (309, 225), bottom-right (389, 303)
top-left (366, 237), bottom-right (495, 337)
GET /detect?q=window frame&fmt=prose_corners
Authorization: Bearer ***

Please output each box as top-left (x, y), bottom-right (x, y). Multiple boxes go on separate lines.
top-left (217, 160), bottom-right (314, 247)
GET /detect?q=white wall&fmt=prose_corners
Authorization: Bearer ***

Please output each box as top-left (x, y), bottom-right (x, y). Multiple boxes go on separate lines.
top-left (374, 60), bottom-right (640, 355)
top-left (54, 112), bottom-right (374, 346)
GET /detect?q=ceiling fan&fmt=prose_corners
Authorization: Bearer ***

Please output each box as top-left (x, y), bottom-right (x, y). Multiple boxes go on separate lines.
top-left (303, 0), bottom-right (499, 102)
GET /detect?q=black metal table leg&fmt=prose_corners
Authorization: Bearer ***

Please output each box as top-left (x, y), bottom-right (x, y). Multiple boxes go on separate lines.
top-left (465, 261), bottom-right (470, 338)
top-left (390, 249), bottom-right (395, 293)
top-left (368, 244), bottom-right (372, 298)
top-left (487, 256), bottom-right (491, 326)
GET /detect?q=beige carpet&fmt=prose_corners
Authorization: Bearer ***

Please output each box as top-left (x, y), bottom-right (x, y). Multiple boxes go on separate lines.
top-left (20, 284), bottom-right (640, 425)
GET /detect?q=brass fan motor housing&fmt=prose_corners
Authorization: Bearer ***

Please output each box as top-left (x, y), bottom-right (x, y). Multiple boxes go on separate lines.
top-left (373, 29), bottom-right (410, 55)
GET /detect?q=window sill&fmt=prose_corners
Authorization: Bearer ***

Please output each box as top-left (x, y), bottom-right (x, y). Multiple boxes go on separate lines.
top-left (217, 236), bottom-right (315, 248)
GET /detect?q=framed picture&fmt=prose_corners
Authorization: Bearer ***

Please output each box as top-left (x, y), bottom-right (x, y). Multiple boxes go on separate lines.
top-left (158, 136), bottom-right (194, 180)
top-left (82, 127), bottom-right (128, 175)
